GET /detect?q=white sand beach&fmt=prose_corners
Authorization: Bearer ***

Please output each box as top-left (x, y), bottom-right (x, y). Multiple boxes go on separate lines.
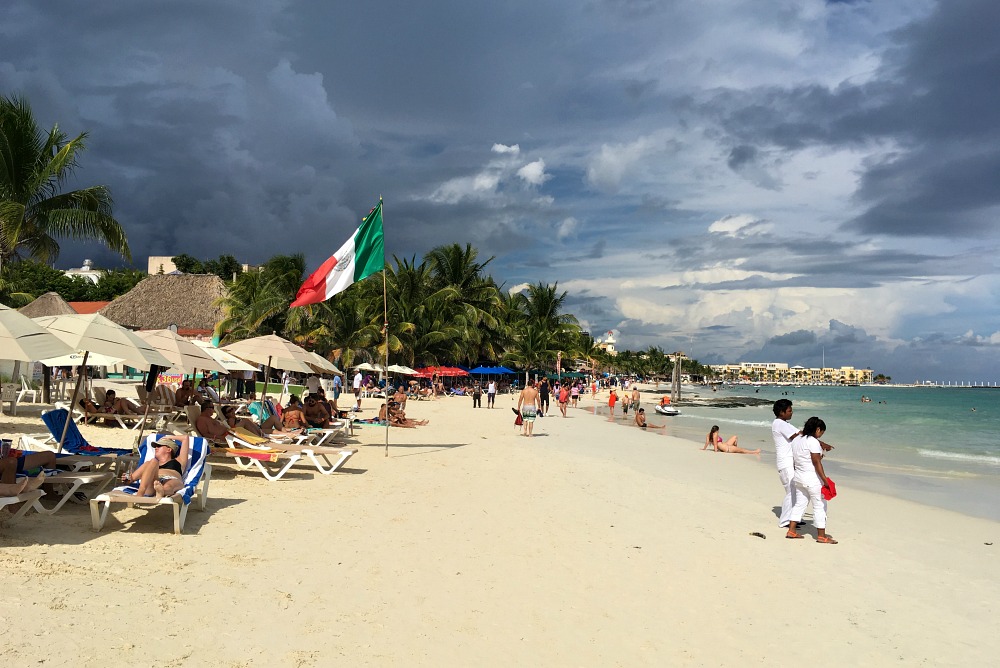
top-left (2, 386), bottom-right (997, 666)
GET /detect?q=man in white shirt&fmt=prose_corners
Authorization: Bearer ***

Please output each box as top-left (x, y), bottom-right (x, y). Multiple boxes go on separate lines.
top-left (487, 380), bottom-right (497, 408)
top-left (771, 399), bottom-right (799, 528)
top-left (353, 370), bottom-right (363, 410)
top-left (305, 374), bottom-right (321, 396)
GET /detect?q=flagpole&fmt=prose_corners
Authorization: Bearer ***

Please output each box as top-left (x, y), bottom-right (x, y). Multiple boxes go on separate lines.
top-left (381, 197), bottom-right (390, 457)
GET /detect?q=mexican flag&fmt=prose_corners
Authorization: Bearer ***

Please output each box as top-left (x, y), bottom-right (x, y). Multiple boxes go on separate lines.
top-left (291, 200), bottom-right (385, 307)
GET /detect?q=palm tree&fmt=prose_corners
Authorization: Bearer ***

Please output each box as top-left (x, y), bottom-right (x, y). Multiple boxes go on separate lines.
top-left (0, 94), bottom-right (129, 274)
top-left (503, 323), bottom-right (560, 384)
top-left (301, 292), bottom-right (381, 370)
top-left (215, 254), bottom-right (305, 342)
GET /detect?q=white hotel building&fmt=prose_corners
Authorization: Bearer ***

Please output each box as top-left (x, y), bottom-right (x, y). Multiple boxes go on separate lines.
top-left (710, 362), bottom-right (874, 384)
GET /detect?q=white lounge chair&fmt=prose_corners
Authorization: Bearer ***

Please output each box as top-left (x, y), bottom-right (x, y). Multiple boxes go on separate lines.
top-left (89, 434), bottom-right (212, 534)
top-left (225, 429), bottom-right (357, 477)
top-left (18, 375), bottom-right (40, 405)
top-left (0, 490), bottom-right (45, 523)
top-left (31, 469), bottom-right (115, 515)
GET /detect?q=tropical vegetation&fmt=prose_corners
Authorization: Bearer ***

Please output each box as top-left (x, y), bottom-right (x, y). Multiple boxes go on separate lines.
top-left (0, 94), bottom-right (130, 298)
top-left (214, 243), bottom-right (598, 376)
top-left (0, 258), bottom-right (144, 305)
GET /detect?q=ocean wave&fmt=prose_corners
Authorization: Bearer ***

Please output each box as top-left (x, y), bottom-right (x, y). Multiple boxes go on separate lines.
top-left (918, 449), bottom-right (1000, 467)
top-left (678, 415), bottom-right (772, 428)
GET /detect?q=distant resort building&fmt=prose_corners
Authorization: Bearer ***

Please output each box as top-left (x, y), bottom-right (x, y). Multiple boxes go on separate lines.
top-left (597, 330), bottom-right (618, 356)
top-left (62, 258), bottom-right (103, 284)
top-left (710, 362), bottom-right (874, 384)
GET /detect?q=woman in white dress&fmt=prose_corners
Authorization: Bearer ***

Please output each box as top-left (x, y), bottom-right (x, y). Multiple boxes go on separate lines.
top-left (786, 416), bottom-right (838, 544)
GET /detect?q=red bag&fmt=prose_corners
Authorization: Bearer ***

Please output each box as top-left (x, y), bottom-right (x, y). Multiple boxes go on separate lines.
top-left (514, 413), bottom-right (523, 426)
top-left (822, 478), bottom-right (837, 500)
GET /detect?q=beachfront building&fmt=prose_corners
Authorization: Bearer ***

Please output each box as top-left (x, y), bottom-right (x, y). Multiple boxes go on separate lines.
top-left (710, 362), bottom-right (874, 384)
top-left (597, 330), bottom-right (618, 356)
top-left (62, 258), bottom-right (103, 284)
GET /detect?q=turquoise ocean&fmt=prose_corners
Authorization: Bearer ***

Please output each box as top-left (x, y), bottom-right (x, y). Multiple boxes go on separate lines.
top-left (591, 384), bottom-right (1000, 522)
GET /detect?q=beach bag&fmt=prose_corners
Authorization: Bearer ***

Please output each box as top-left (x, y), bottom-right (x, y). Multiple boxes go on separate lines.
top-left (514, 413), bottom-right (523, 426)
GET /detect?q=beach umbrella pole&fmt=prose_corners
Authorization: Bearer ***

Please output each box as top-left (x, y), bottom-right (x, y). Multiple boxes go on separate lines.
top-left (58, 352), bottom-right (89, 454)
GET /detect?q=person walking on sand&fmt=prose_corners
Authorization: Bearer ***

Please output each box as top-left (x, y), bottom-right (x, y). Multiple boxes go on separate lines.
top-left (517, 379), bottom-right (540, 437)
top-left (558, 383), bottom-right (570, 417)
top-left (538, 378), bottom-right (550, 417)
top-left (631, 386), bottom-right (640, 414)
top-left (608, 388), bottom-right (618, 418)
top-left (352, 369), bottom-right (363, 411)
top-left (772, 399), bottom-right (799, 528)
top-left (704, 425), bottom-right (760, 454)
top-left (787, 416), bottom-right (838, 543)
top-left (487, 379), bottom-right (496, 408)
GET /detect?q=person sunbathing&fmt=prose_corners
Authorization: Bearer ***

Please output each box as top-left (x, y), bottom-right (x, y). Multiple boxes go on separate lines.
top-left (121, 435), bottom-right (189, 499)
top-left (393, 386), bottom-right (408, 410)
top-left (380, 402), bottom-right (429, 427)
top-left (1, 448), bottom-right (54, 494)
top-left (194, 401), bottom-right (231, 444)
top-left (704, 425), bottom-right (760, 454)
top-left (103, 390), bottom-right (140, 415)
top-left (303, 395), bottom-right (331, 428)
top-left (282, 396), bottom-right (308, 430)
top-left (174, 380), bottom-right (197, 407)
top-left (220, 404), bottom-right (294, 438)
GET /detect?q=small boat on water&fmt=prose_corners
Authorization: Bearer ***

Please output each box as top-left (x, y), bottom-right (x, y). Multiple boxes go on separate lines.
top-left (654, 404), bottom-right (680, 416)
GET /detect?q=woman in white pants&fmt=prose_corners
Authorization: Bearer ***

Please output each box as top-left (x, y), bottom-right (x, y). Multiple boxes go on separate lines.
top-left (787, 416), bottom-right (838, 544)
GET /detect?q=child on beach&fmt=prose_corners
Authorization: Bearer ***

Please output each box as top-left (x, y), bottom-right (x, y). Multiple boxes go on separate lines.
top-left (704, 425), bottom-right (760, 454)
top-left (787, 416), bottom-right (837, 544)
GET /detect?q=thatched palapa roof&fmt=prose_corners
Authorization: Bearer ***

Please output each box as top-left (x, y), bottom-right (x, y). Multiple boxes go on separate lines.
top-left (18, 291), bottom-right (77, 317)
top-left (99, 274), bottom-right (227, 332)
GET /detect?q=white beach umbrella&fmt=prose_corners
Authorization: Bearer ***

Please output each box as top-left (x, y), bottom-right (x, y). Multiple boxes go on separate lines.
top-left (192, 340), bottom-right (259, 372)
top-left (387, 364), bottom-right (417, 375)
top-left (222, 334), bottom-right (317, 374)
top-left (305, 351), bottom-right (343, 375)
top-left (0, 304), bottom-right (74, 362)
top-left (137, 329), bottom-right (228, 375)
top-left (354, 362), bottom-right (385, 372)
top-left (32, 313), bottom-right (171, 371)
top-left (38, 350), bottom-right (125, 368)
top-left (32, 313), bottom-right (172, 452)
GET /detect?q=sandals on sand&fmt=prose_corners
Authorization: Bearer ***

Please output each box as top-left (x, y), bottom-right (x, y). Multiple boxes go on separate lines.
top-left (785, 531), bottom-right (804, 539)
top-left (816, 535), bottom-right (838, 544)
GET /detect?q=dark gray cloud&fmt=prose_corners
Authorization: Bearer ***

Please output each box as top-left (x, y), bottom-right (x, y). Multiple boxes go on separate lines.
top-left (4, 1), bottom-right (1000, 382)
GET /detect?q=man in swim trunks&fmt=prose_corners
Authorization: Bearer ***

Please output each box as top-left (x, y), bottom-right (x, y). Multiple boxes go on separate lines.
top-left (634, 408), bottom-right (661, 429)
top-left (517, 379), bottom-right (540, 437)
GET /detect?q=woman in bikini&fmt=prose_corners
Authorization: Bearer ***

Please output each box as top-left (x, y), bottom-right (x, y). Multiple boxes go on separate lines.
top-left (704, 425), bottom-right (760, 454)
top-left (122, 436), bottom-right (189, 499)
top-left (282, 396), bottom-right (308, 430)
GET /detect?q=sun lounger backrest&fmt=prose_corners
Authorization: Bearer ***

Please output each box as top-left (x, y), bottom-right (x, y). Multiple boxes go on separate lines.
top-left (41, 408), bottom-right (89, 452)
top-left (40, 409), bottom-right (128, 456)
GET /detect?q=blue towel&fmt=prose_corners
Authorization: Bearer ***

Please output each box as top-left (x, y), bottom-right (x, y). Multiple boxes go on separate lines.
top-left (40, 409), bottom-right (130, 456)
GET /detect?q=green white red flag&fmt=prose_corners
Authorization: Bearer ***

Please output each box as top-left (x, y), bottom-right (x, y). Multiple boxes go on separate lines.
top-left (291, 200), bottom-right (385, 307)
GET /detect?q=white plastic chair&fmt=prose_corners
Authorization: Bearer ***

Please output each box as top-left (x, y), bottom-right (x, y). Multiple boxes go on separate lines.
top-left (18, 375), bottom-right (40, 404)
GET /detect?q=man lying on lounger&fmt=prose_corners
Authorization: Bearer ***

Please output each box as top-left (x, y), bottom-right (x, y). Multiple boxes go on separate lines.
top-left (1, 448), bottom-right (55, 496)
top-left (194, 400), bottom-right (231, 444)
